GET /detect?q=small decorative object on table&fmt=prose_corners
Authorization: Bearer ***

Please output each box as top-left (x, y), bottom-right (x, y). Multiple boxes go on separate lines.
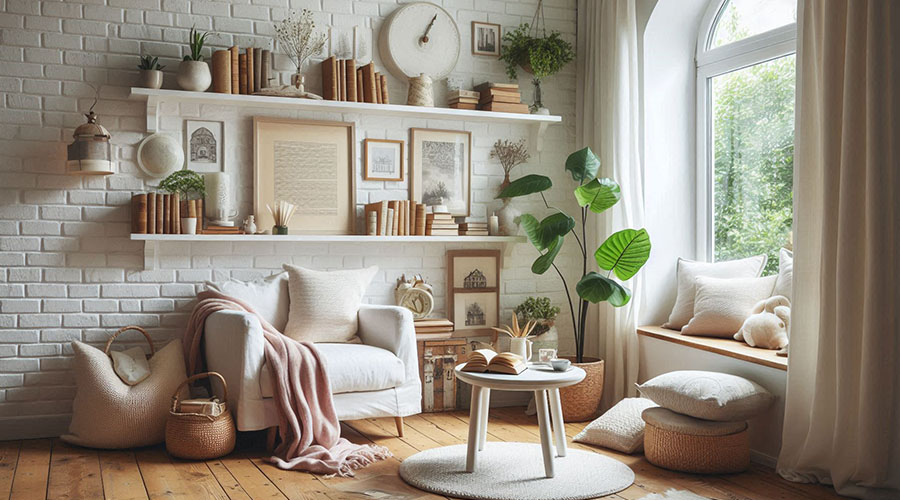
top-left (395, 274), bottom-right (435, 319)
top-left (268, 9), bottom-right (327, 98)
top-left (158, 169), bottom-right (206, 235)
top-left (268, 200), bottom-right (296, 235)
top-left (166, 372), bottom-right (236, 460)
top-left (177, 27), bottom-right (214, 92)
top-left (242, 215), bottom-right (257, 235)
top-left (137, 54), bottom-right (164, 90)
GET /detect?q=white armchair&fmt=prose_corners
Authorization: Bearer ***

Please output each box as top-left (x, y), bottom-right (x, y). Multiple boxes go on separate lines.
top-left (203, 303), bottom-right (421, 437)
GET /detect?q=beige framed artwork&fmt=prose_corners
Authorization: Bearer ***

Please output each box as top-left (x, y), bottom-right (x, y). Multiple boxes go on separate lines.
top-left (410, 128), bottom-right (472, 217)
top-left (363, 138), bottom-right (404, 181)
top-left (447, 249), bottom-right (501, 336)
top-left (253, 117), bottom-right (356, 234)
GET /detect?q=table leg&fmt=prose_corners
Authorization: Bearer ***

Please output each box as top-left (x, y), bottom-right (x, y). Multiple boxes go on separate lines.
top-left (534, 389), bottom-right (555, 478)
top-left (478, 388), bottom-right (490, 451)
top-left (548, 387), bottom-right (567, 457)
top-left (465, 385), bottom-right (483, 472)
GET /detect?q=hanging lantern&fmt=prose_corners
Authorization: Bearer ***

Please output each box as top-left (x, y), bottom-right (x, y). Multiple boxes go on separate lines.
top-left (66, 110), bottom-right (114, 175)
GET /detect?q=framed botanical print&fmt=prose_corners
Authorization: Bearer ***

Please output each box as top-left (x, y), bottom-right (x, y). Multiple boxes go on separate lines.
top-left (185, 120), bottom-right (223, 172)
top-left (471, 21), bottom-right (501, 56)
top-left (253, 117), bottom-right (356, 234)
top-left (447, 249), bottom-right (501, 336)
top-left (410, 128), bottom-right (471, 217)
top-left (363, 138), bottom-right (404, 181)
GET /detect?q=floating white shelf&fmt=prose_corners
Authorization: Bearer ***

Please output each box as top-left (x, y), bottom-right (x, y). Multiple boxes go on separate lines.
top-left (128, 88), bottom-right (561, 150)
top-left (130, 233), bottom-right (526, 270)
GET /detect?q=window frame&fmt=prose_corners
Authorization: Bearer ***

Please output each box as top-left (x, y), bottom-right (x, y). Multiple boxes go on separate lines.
top-left (695, 0), bottom-right (797, 261)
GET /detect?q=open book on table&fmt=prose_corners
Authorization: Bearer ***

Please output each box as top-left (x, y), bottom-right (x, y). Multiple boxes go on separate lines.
top-left (461, 349), bottom-right (527, 375)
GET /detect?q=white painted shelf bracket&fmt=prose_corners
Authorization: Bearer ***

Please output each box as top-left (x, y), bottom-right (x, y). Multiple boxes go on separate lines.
top-left (145, 94), bottom-right (160, 133)
top-left (143, 240), bottom-right (160, 270)
top-left (531, 121), bottom-right (551, 152)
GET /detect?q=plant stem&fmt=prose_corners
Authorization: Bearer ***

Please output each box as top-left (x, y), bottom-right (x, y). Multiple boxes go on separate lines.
top-left (551, 262), bottom-right (577, 360)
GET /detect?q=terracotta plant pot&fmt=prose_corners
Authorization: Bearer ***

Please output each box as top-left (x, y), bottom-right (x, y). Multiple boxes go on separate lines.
top-left (558, 357), bottom-right (604, 422)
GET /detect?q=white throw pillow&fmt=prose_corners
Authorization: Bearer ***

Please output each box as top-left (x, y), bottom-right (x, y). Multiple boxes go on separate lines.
top-left (772, 248), bottom-right (793, 301)
top-left (636, 370), bottom-right (774, 422)
top-left (573, 397), bottom-right (658, 453)
top-left (110, 346), bottom-right (151, 386)
top-left (681, 275), bottom-right (777, 337)
top-left (282, 264), bottom-right (378, 343)
top-left (663, 256), bottom-right (767, 330)
top-left (205, 272), bottom-right (289, 332)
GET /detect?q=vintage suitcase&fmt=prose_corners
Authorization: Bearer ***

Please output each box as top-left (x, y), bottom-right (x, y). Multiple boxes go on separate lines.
top-left (417, 338), bottom-right (469, 412)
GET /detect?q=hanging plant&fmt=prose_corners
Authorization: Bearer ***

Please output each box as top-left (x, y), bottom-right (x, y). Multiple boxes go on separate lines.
top-left (499, 24), bottom-right (574, 81)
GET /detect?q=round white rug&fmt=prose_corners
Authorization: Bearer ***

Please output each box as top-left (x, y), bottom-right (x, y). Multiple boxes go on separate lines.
top-left (399, 442), bottom-right (634, 500)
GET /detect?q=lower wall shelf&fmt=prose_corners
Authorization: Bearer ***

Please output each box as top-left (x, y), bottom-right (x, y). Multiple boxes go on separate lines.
top-left (130, 233), bottom-right (526, 270)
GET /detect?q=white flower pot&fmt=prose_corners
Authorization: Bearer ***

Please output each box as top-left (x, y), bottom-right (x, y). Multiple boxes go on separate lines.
top-left (176, 60), bottom-right (211, 92)
top-left (181, 217), bottom-right (197, 234)
top-left (139, 69), bottom-right (163, 90)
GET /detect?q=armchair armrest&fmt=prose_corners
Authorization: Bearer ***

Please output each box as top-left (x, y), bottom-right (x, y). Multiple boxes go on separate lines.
top-left (357, 305), bottom-right (418, 384)
top-left (204, 309), bottom-right (267, 410)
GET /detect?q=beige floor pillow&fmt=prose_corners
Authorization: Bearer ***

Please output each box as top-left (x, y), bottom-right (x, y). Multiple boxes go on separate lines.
top-left (62, 340), bottom-right (187, 449)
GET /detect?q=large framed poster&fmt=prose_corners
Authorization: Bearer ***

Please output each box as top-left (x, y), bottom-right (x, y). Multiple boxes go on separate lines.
top-left (410, 128), bottom-right (471, 217)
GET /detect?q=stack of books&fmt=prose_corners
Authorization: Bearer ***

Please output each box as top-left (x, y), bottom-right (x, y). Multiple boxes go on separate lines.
top-left (322, 58), bottom-right (389, 104)
top-left (475, 82), bottom-right (529, 114)
top-left (364, 200), bottom-right (427, 236)
top-left (209, 46), bottom-right (272, 95)
top-left (131, 193), bottom-right (204, 235)
top-left (447, 90), bottom-right (480, 110)
top-left (458, 220), bottom-right (489, 236)
top-left (414, 318), bottom-right (454, 339)
top-left (203, 224), bottom-right (241, 235)
top-left (426, 210), bottom-right (458, 236)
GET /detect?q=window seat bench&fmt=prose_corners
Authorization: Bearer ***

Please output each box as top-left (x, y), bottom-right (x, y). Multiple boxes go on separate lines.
top-left (637, 326), bottom-right (787, 371)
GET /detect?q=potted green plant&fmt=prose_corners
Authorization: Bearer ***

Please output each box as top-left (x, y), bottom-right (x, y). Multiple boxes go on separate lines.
top-left (159, 169), bottom-right (206, 234)
top-left (515, 296), bottom-right (560, 356)
top-left (499, 11), bottom-right (574, 113)
top-left (497, 147), bottom-right (652, 421)
top-left (137, 55), bottom-right (165, 90)
top-left (177, 27), bottom-right (214, 92)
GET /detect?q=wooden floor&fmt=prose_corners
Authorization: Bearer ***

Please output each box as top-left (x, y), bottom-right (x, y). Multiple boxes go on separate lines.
top-left (0, 407), bottom-right (846, 500)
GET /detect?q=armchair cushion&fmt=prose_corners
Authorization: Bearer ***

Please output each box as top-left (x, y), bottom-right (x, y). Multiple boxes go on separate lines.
top-left (205, 272), bottom-right (289, 332)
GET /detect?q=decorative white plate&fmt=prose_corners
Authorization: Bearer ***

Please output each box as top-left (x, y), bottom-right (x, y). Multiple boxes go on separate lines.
top-left (137, 133), bottom-right (184, 178)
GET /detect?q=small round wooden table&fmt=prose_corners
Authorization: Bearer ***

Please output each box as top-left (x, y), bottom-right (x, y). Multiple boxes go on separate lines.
top-left (454, 363), bottom-right (586, 478)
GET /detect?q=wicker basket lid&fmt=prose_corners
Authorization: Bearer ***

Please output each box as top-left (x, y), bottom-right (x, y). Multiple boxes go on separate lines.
top-left (74, 111), bottom-right (110, 138)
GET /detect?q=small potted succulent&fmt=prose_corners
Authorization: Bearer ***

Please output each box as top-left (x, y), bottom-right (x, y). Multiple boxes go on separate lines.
top-left (137, 55), bottom-right (165, 89)
top-left (158, 169), bottom-right (205, 234)
top-left (515, 296), bottom-right (560, 355)
top-left (499, 22), bottom-right (574, 113)
top-left (177, 27), bottom-right (214, 92)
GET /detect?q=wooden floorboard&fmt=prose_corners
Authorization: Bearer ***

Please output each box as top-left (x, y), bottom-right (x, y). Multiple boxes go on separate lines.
top-left (2, 408), bottom-right (847, 500)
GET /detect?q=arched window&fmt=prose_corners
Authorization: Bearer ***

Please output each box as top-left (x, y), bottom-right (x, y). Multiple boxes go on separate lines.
top-left (696, 0), bottom-right (796, 272)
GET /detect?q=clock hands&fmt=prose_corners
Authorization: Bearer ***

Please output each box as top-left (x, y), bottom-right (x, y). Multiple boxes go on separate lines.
top-left (420, 14), bottom-right (438, 45)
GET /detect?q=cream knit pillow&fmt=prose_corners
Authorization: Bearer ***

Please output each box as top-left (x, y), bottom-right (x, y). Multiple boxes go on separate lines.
top-left (205, 272), bottom-right (289, 332)
top-left (681, 275), bottom-right (777, 337)
top-left (282, 264), bottom-right (378, 343)
top-left (574, 397), bottom-right (658, 453)
top-left (636, 370), bottom-right (774, 421)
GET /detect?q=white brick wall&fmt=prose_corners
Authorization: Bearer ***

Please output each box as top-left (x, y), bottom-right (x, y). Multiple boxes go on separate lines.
top-left (0, 0), bottom-right (579, 438)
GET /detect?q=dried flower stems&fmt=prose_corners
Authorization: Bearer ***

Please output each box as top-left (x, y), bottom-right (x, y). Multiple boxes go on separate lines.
top-left (491, 313), bottom-right (537, 338)
top-left (274, 9), bottom-right (327, 72)
top-left (490, 139), bottom-right (531, 178)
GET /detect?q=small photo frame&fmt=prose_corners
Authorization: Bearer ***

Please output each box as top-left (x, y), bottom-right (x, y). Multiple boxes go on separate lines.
top-left (448, 249), bottom-right (501, 336)
top-left (185, 120), bottom-right (223, 172)
top-left (363, 138), bottom-right (404, 181)
top-left (472, 22), bottom-right (501, 56)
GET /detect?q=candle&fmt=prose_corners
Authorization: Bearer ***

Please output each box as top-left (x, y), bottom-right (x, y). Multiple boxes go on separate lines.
top-left (203, 172), bottom-right (235, 223)
top-left (489, 213), bottom-right (500, 236)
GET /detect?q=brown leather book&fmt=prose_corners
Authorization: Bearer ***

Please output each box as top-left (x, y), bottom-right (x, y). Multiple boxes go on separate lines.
top-left (238, 53), bottom-right (248, 94)
top-left (322, 56), bottom-right (337, 100)
top-left (229, 46), bottom-right (239, 94)
top-left (338, 58), bottom-right (346, 101)
top-left (449, 103), bottom-right (478, 110)
top-left (161, 194), bottom-right (169, 234)
top-left (345, 59), bottom-right (356, 102)
top-left (356, 68), bottom-right (363, 102)
top-left (155, 193), bottom-right (163, 234)
top-left (380, 74), bottom-right (390, 104)
top-left (389, 200), bottom-right (399, 235)
top-left (261, 49), bottom-right (271, 89)
top-left (211, 50), bottom-right (231, 93)
top-left (196, 198), bottom-right (203, 229)
top-left (362, 63), bottom-right (377, 103)
top-left (479, 93), bottom-right (523, 105)
top-left (415, 203), bottom-right (426, 236)
top-left (480, 102), bottom-right (530, 114)
top-left (252, 47), bottom-right (262, 91)
top-left (375, 72), bottom-right (383, 104)
top-left (246, 48), bottom-right (255, 94)
top-left (173, 193), bottom-right (180, 234)
top-left (132, 193), bottom-right (147, 234)
top-left (147, 192), bottom-right (156, 234)
top-left (473, 81), bottom-right (519, 93)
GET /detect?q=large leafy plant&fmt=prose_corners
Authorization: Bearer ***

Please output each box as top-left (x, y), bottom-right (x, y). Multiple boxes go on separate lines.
top-left (497, 147), bottom-right (651, 363)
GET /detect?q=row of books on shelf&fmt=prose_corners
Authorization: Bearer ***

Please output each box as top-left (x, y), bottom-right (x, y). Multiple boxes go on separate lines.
top-left (321, 57), bottom-right (389, 104)
top-left (447, 82), bottom-right (529, 114)
top-left (130, 193), bottom-right (241, 235)
top-left (364, 201), bottom-right (491, 236)
top-left (210, 46), bottom-right (272, 95)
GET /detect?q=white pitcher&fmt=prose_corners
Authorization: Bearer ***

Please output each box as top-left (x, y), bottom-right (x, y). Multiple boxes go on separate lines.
top-left (509, 337), bottom-right (533, 362)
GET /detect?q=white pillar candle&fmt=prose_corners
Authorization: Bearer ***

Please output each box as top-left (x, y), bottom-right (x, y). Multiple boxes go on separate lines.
top-left (204, 172), bottom-right (234, 223)
top-left (489, 214), bottom-right (500, 236)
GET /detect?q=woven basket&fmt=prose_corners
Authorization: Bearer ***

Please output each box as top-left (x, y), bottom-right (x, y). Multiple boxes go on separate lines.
top-left (165, 372), bottom-right (235, 460)
top-left (644, 421), bottom-right (750, 474)
top-left (104, 325), bottom-right (155, 357)
top-left (558, 357), bottom-right (604, 422)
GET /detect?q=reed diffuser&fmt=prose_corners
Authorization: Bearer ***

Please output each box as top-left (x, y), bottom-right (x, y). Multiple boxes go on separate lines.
top-left (267, 201), bottom-right (297, 235)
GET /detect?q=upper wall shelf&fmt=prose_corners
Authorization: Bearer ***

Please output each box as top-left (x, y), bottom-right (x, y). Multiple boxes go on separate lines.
top-left (129, 88), bottom-right (562, 150)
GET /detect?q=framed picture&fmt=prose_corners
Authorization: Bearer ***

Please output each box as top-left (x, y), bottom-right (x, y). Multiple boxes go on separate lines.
top-left (447, 249), bottom-right (501, 336)
top-left (472, 22), bottom-right (501, 56)
top-left (185, 120), bottom-right (223, 172)
top-left (410, 128), bottom-right (471, 217)
top-left (363, 138), bottom-right (404, 181)
top-left (253, 117), bottom-right (356, 234)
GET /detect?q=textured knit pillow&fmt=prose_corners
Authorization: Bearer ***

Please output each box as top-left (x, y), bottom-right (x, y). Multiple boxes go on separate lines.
top-left (681, 275), bottom-right (777, 337)
top-left (282, 264), bottom-right (378, 343)
top-left (574, 397), bottom-right (658, 453)
top-left (62, 340), bottom-right (187, 449)
top-left (772, 248), bottom-right (793, 301)
top-left (205, 271), bottom-right (289, 332)
top-left (663, 256), bottom-right (767, 330)
top-left (636, 370), bottom-right (774, 422)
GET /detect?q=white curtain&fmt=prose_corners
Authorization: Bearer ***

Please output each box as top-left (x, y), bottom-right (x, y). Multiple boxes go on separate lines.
top-left (777, 1), bottom-right (900, 498)
top-left (576, 0), bottom-right (644, 408)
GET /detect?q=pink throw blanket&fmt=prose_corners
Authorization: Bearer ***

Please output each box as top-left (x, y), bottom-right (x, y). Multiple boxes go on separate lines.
top-left (183, 290), bottom-right (390, 476)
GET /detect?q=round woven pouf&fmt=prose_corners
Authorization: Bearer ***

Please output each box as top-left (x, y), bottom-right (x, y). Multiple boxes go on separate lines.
top-left (642, 407), bottom-right (750, 474)
top-left (399, 442), bottom-right (634, 500)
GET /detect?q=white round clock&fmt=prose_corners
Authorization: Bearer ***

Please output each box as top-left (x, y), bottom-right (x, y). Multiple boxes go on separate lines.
top-left (379, 2), bottom-right (461, 81)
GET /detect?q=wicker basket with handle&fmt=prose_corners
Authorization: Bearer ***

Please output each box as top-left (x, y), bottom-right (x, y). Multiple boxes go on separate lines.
top-left (104, 325), bottom-right (156, 357)
top-left (165, 372), bottom-right (236, 460)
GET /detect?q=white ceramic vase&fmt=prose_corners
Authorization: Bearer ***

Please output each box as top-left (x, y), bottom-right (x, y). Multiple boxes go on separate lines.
top-left (176, 60), bottom-right (211, 92)
top-left (139, 69), bottom-right (163, 90)
top-left (509, 337), bottom-right (533, 362)
top-left (180, 217), bottom-right (197, 234)
top-left (497, 198), bottom-right (521, 236)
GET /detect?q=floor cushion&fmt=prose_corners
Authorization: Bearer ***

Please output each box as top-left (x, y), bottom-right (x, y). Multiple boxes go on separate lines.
top-left (205, 272), bottom-right (289, 332)
top-left (642, 407), bottom-right (750, 474)
top-left (636, 370), bottom-right (774, 421)
top-left (261, 343), bottom-right (405, 396)
top-left (574, 397), bottom-right (658, 453)
top-left (681, 275), bottom-right (777, 337)
top-left (641, 407), bottom-right (747, 436)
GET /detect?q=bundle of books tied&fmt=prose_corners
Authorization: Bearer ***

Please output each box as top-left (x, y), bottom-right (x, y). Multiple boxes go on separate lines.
top-left (461, 349), bottom-right (527, 375)
top-left (474, 82), bottom-right (529, 114)
top-left (322, 58), bottom-right (389, 104)
top-left (209, 46), bottom-right (272, 95)
top-left (414, 318), bottom-right (454, 339)
top-left (365, 200), bottom-right (427, 236)
top-left (457, 219), bottom-right (488, 236)
top-left (426, 209), bottom-right (458, 236)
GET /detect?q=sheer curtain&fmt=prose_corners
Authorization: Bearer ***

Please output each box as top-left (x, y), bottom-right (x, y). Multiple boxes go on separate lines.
top-left (576, 0), bottom-right (644, 408)
top-left (777, 1), bottom-right (899, 498)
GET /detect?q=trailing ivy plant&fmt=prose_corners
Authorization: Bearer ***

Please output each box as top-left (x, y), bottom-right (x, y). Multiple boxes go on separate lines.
top-left (499, 24), bottom-right (574, 81)
top-left (158, 170), bottom-right (205, 199)
top-left (184, 27), bottom-right (215, 61)
top-left (497, 147), bottom-right (651, 363)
